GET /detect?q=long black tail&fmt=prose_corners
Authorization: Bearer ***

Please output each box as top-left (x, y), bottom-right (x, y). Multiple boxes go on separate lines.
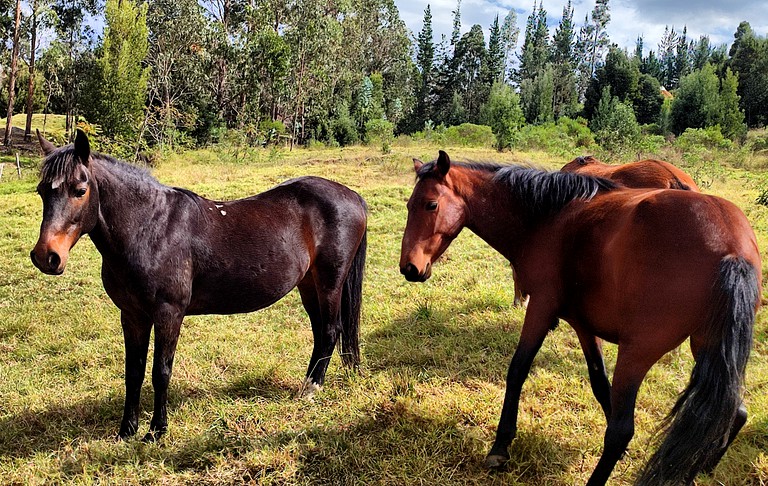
top-left (339, 205), bottom-right (367, 368)
top-left (637, 256), bottom-right (759, 485)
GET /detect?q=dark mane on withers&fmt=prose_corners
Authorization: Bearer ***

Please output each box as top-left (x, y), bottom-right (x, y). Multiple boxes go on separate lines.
top-left (495, 165), bottom-right (617, 219)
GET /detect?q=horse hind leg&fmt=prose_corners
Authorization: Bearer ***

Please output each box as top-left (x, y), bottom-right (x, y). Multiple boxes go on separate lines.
top-left (297, 271), bottom-right (343, 399)
top-left (577, 331), bottom-right (612, 422)
top-left (587, 347), bottom-right (656, 486)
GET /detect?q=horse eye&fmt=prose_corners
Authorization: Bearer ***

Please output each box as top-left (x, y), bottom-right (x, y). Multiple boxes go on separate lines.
top-left (74, 187), bottom-right (87, 198)
top-left (425, 201), bottom-right (438, 211)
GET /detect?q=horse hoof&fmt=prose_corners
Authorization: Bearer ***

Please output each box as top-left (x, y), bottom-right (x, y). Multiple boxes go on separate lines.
top-left (485, 454), bottom-right (509, 470)
top-left (297, 378), bottom-right (322, 400)
top-left (141, 430), bottom-right (165, 443)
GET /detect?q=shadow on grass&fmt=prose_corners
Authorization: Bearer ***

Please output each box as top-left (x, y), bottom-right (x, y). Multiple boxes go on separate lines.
top-left (164, 396), bottom-right (584, 484)
top-left (364, 299), bottom-right (584, 384)
top-left (0, 373), bottom-right (297, 461)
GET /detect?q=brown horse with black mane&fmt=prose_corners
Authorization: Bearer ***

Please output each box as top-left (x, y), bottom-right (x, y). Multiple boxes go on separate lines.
top-left (510, 155), bottom-right (700, 306)
top-left (31, 130), bottom-right (368, 442)
top-left (400, 151), bottom-right (760, 485)
top-left (561, 155), bottom-right (699, 191)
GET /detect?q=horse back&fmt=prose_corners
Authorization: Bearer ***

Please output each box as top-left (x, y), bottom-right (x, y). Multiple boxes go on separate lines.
top-left (549, 189), bottom-right (759, 345)
top-left (186, 176), bottom-right (367, 314)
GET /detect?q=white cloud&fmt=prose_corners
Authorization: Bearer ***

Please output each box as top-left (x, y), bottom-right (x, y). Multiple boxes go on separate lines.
top-left (395, 0), bottom-right (763, 53)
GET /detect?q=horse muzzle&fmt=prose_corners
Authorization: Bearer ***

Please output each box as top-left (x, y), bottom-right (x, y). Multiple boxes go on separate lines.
top-left (30, 247), bottom-right (67, 275)
top-left (400, 262), bottom-right (431, 282)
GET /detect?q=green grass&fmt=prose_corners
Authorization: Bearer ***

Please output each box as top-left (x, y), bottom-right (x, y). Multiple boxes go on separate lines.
top-left (1, 141), bottom-right (767, 484)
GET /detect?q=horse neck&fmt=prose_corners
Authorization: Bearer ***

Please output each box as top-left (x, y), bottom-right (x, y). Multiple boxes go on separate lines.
top-left (89, 159), bottom-right (193, 255)
top-left (454, 167), bottom-right (526, 262)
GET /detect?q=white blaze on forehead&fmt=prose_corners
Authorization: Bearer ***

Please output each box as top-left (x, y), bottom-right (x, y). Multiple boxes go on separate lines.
top-left (51, 175), bottom-right (66, 189)
top-left (220, 210), bottom-right (227, 216)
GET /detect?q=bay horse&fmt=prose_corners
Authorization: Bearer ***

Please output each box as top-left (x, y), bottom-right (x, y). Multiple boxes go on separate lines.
top-left (30, 130), bottom-right (368, 441)
top-left (561, 155), bottom-right (699, 191)
top-left (399, 150), bottom-right (760, 485)
top-left (510, 155), bottom-right (700, 306)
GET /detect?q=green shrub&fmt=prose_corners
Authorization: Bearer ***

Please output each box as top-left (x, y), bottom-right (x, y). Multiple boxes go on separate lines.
top-left (365, 118), bottom-right (395, 153)
top-left (442, 123), bottom-right (495, 147)
top-left (675, 126), bottom-right (733, 151)
top-left (480, 81), bottom-right (525, 151)
top-left (258, 119), bottom-right (286, 146)
top-left (514, 118), bottom-right (596, 156)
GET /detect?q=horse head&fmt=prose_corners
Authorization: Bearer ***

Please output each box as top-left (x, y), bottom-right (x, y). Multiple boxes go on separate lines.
top-left (31, 130), bottom-right (100, 275)
top-left (400, 150), bottom-right (468, 282)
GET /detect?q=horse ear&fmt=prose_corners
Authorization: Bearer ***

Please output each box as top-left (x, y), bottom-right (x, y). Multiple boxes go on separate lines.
top-left (436, 150), bottom-right (450, 175)
top-left (36, 129), bottom-right (57, 155)
top-left (413, 158), bottom-right (424, 172)
top-left (74, 129), bottom-right (91, 166)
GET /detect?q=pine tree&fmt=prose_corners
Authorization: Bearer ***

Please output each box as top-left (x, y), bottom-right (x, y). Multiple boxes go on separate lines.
top-left (450, 0), bottom-right (461, 47)
top-left (517, 0), bottom-right (549, 83)
top-left (674, 26), bottom-right (690, 86)
top-left (414, 4), bottom-right (435, 127)
top-left (551, 0), bottom-right (577, 118)
top-left (658, 25), bottom-right (679, 88)
top-left (482, 15), bottom-right (505, 86)
top-left (690, 36), bottom-right (712, 71)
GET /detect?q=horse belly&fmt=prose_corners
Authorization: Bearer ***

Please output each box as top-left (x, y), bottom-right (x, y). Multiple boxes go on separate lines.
top-left (187, 256), bottom-right (308, 315)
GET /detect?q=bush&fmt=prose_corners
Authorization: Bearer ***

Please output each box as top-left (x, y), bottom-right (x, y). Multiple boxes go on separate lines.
top-left (480, 82), bottom-right (525, 151)
top-left (674, 126), bottom-right (733, 151)
top-left (364, 118), bottom-right (394, 153)
top-left (590, 90), bottom-right (641, 155)
top-left (258, 119), bottom-right (286, 146)
top-left (442, 123), bottom-right (495, 147)
top-left (514, 118), bottom-right (596, 156)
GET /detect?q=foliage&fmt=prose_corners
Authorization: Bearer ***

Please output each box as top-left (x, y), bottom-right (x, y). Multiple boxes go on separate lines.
top-left (83, 0), bottom-right (149, 140)
top-left (590, 87), bottom-right (641, 154)
top-left (514, 117), bottom-right (596, 155)
top-left (364, 118), bottom-right (394, 153)
top-left (674, 126), bottom-right (733, 151)
top-left (479, 81), bottom-right (524, 151)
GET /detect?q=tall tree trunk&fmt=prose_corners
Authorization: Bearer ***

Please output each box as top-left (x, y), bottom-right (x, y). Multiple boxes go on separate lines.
top-left (3, 0), bottom-right (22, 147)
top-left (24, 2), bottom-right (39, 142)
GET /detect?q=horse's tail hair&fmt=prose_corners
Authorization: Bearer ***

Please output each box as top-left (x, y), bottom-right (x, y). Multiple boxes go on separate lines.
top-left (636, 255), bottom-right (759, 485)
top-left (339, 202), bottom-right (367, 368)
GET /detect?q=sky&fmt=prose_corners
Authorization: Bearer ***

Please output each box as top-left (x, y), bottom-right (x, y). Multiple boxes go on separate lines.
top-left (393, 0), bottom-right (768, 55)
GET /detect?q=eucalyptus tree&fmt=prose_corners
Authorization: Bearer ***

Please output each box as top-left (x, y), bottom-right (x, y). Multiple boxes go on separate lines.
top-left (145, 0), bottom-right (212, 146)
top-left (575, 0), bottom-right (610, 99)
top-left (49, 0), bottom-right (98, 136)
top-left (499, 8), bottom-right (519, 83)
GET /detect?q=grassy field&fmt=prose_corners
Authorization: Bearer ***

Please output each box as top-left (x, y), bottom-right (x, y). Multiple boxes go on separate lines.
top-left (1, 141), bottom-right (767, 485)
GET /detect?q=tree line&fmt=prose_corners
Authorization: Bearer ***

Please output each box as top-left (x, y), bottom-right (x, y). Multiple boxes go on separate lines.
top-left (1, 0), bottom-right (767, 153)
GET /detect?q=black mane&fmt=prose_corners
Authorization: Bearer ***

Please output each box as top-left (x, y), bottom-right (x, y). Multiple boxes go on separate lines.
top-left (495, 165), bottom-right (617, 219)
top-left (40, 144), bottom-right (162, 189)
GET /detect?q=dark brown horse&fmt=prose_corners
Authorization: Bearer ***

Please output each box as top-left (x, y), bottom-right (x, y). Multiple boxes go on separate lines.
top-left (561, 155), bottom-right (699, 191)
top-left (31, 130), bottom-right (368, 441)
top-left (400, 151), bottom-right (760, 485)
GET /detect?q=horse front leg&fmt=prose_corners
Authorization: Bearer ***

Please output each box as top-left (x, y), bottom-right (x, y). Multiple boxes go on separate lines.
top-left (486, 304), bottom-right (557, 468)
top-left (143, 303), bottom-right (184, 442)
top-left (118, 311), bottom-right (151, 440)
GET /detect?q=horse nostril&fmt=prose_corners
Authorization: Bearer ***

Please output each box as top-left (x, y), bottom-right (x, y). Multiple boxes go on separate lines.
top-left (47, 252), bottom-right (61, 270)
top-left (401, 263), bottom-right (415, 276)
